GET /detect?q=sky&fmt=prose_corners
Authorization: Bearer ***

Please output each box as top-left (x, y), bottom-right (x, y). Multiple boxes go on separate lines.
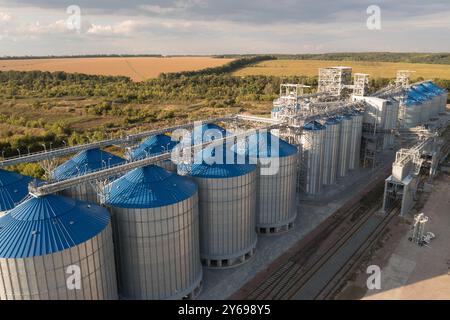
top-left (0, 0), bottom-right (449, 56)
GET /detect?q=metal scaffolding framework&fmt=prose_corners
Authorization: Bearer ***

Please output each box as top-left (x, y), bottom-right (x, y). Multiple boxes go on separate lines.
top-left (396, 70), bottom-right (415, 88)
top-left (318, 67), bottom-right (353, 97)
top-left (352, 73), bottom-right (370, 97)
top-left (382, 130), bottom-right (448, 216)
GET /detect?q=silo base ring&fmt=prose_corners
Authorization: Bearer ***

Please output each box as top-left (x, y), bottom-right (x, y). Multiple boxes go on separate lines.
top-left (201, 247), bottom-right (257, 269)
top-left (257, 222), bottom-right (294, 235)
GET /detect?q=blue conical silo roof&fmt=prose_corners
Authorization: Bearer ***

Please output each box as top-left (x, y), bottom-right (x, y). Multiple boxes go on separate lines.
top-left (422, 81), bottom-right (445, 94)
top-left (53, 148), bottom-right (126, 181)
top-left (0, 194), bottom-right (110, 258)
top-left (408, 88), bottom-right (428, 102)
top-left (130, 134), bottom-right (178, 161)
top-left (191, 123), bottom-right (227, 144)
top-left (105, 165), bottom-right (197, 209)
top-left (236, 132), bottom-right (297, 158)
top-left (188, 144), bottom-right (256, 178)
top-left (413, 85), bottom-right (437, 99)
top-left (304, 120), bottom-right (326, 130)
top-left (0, 169), bottom-right (35, 212)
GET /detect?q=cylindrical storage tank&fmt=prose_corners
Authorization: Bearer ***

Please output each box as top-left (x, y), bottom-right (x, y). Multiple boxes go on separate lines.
top-left (0, 194), bottom-right (118, 300)
top-left (410, 89), bottom-right (431, 123)
top-left (402, 95), bottom-right (422, 128)
top-left (348, 110), bottom-right (363, 171)
top-left (322, 117), bottom-right (341, 185)
top-left (337, 115), bottom-right (352, 178)
top-left (128, 134), bottom-right (178, 172)
top-left (415, 84), bottom-right (440, 118)
top-left (301, 120), bottom-right (325, 195)
top-left (0, 169), bottom-right (35, 218)
top-left (183, 144), bottom-right (257, 268)
top-left (236, 132), bottom-right (298, 234)
top-left (52, 149), bottom-right (126, 203)
top-left (105, 165), bottom-right (202, 300)
top-left (424, 82), bottom-right (448, 113)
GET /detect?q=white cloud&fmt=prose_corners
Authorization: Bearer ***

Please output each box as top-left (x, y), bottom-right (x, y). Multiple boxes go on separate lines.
top-left (139, 5), bottom-right (177, 15)
top-left (87, 20), bottom-right (146, 35)
top-left (26, 19), bottom-right (67, 34)
top-left (0, 11), bottom-right (12, 22)
top-left (140, 0), bottom-right (207, 15)
top-left (0, 1), bottom-right (450, 55)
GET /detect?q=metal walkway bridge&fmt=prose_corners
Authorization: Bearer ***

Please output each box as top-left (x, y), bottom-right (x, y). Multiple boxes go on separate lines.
top-left (0, 115), bottom-right (238, 168)
top-left (29, 120), bottom-right (283, 196)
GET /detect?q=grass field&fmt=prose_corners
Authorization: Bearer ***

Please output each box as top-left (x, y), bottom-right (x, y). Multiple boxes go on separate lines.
top-left (0, 57), bottom-right (234, 81)
top-left (0, 96), bottom-right (271, 144)
top-left (234, 59), bottom-right (450, 79)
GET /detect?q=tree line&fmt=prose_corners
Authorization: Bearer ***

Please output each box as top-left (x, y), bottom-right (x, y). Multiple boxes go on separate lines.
top-left (219, 53), bottom-right (450, 65)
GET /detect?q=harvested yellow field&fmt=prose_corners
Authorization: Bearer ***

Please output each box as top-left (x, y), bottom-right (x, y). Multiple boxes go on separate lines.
top-left (234, 59), bottom-right (450, 79)
top-left (0, 57), bottom-right (234, 81)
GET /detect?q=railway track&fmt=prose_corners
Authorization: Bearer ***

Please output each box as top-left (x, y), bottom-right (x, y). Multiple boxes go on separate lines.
top-left (317, 204), bottom-right (400, 300)
top-left (240, 181), bottom-right (399, 300)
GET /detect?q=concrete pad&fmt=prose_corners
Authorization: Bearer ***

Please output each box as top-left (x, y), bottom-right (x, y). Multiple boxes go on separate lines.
top-left (363, 174), bottom-right (450, 300)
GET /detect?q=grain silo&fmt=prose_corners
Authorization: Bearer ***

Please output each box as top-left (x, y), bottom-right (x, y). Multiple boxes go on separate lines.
top-left (409, 88), bottom-right (431, 123)
top-left (129, 134), bottom-right (179, 172)
top-left (422, 81), bottom-right (448, 113)
top-left (105, 165), bottom-right (202, 300)
top-left (240, 132), bottom-right (298, 234)
top-left (0, 169), bottom-right (34, 217)
top-left (322, 117), bottom-right (341, 185)
top-left (400, 93), bottom-right (422, 128)
top-left (301, 120), bottom-right (325, 195)
top-left (414, 84), bottom-right (440, 118)
top-left (348, 110), bottom-right (363, 171)
top-left (185, 144), bottom-right (257, 268)
top-left (52, 149), bottom-right (126, 203)
top-left (0, 194), bottom-right (118, 300)
top-left (337, 114), bottom-right (352, 178)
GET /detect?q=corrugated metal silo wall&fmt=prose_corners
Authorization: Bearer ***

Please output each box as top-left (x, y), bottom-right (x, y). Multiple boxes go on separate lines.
top-left (402, 102), bottom-right (421, 128)
top-left (0, 223), bottom-right (118, 300)
top-left (348, 114), bottom-right (363, 170)
top-left (60, 183), bottom-right (99, 204)
top-left (157, 160), bottom-right (177, 173)
top-left (301, 129), bottom-right (324, 195)
top-left (431, 96), bottom-right (440, 117)
top-left (255, 154), bottom-right (297, 230)
top-left (419, 100), bottom-right (431, 123)
top-left (322, 123), bottom-right (341, 185)
top-left (108, 194), bottom-right (202, 300)
top-left (337, 118), bottom-right (352, 178)
top-left (193, 172), bottom-right (257, 265)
